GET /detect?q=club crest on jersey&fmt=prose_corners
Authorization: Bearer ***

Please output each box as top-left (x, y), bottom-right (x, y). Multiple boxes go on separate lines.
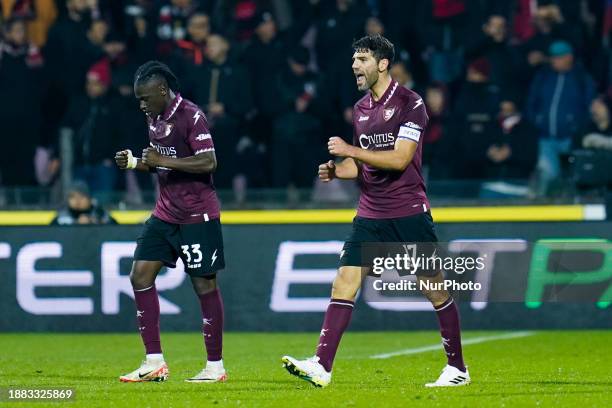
top-left (383, 106), bottom-right (396, 121)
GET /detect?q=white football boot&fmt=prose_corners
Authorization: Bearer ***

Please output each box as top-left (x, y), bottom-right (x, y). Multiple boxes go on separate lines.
top-left (281, 355), bottom-right (331, 388)
top-left (425, 364), bottom-right (470, 387)
top-left (185, 360), bottom-right (228, 383)
top-left (119, 358), bottom-right (169, 382)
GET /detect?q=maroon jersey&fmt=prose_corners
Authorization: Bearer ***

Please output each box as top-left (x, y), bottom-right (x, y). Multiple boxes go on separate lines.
top-left (147, 94), bottom-right (220, 224)
top-left (353, 80), bottom-right (430, 219)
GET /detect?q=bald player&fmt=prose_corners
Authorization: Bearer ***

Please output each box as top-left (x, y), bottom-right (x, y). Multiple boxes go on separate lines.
top-left (116, 61), bottom-right (227, 383)
top-left (281, 35), bottom-right (470, 388)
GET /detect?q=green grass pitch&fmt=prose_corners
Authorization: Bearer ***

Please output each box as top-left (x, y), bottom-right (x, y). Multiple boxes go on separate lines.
top-left (1, 331), bottom-right (610, 407)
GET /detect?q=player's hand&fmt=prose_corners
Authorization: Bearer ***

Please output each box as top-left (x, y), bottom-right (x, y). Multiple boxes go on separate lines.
top-left (328, 136), bottom-right (354, 157)
top-left (115, 149), bottom-right (138, 169)
top-left (114, 150), bottom-right (129, 169)
top-left (318, 160), bottom-right (336, 182)
top-left (142, 147), bottom-right (162, 167)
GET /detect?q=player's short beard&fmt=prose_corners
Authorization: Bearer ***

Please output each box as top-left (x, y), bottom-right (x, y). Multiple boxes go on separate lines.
top-left (361, 71), bottom-right (379, 91)
top-left (359, 70), bottom-right (379, 92)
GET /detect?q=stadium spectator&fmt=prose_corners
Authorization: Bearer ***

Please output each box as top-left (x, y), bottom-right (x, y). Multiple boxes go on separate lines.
top-left (526, 41), bottom-right (596, 195)
top-left (423, 83), bottom-right (454, 180)
top-left (169, 11), bottom-right (210, 71)
top-left (44, 0), bottom-right (104, 97)
top-left (574, 96), bottom-right (612, 220)
top-left (122, 0), bottom-right (159, 63)
top-left (0, 0), bottom-right (36, 21)
top-left (187, 33), bottom-right (252, 188)
top-left (156, 0), bottom-right (201, 55)
top-left (466, 14), bottom-right (521, 101)
top-left (87, 18), bottom-right (109, 49)
top-left (42, 0), bottom-right (106, 156)
top-left (0, 17), bottom-right (44, 187)
top-left (242, 11), bottom-right (287, 146)
top-left (580, 97), bottom-right (612, 151)
top-left (0, 0), bottom-right (58, 47)
top-left (365, 16), bottom-right (384, 37)
top-left (211, 0), bottom-right (264, 42)
top-left (271, 46), bottom-right (330, 189)
top-left (60, 59), bottom-right (122, 202)
top-left (51, 181), bottom-right (116, 225)
top-left (520, 3), bottom-right (581, 80)
top-left (1, 0), bottom-right (611, 205)
top-left (390, 60), bottom-right (415, 91)
top-left (420, 0), bottom-right (468, 84)
top-left (485, 99), bottom-right (538, 180)
top-left (452, 57), bottom-right (501, 180)
top-left (314, 0), bottom-right (367, 72)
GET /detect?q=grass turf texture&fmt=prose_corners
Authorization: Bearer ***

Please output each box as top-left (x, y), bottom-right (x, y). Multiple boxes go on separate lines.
top-left (1, 331), bottom-right (610, 407)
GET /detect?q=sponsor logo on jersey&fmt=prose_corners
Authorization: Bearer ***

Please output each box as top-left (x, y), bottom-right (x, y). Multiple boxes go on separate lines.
top-left (358, 115), bottom-right (369, 121)
top-left (150, 143), bottom-right (177, 157)
top-left (196, 133), bottom-right (211, 141)
top-left (359, 132), bottom-right (395, 149)
top-left (383, 106), bottom-right (396, 121)
top-left (404, 121), bottom-right (423, 130)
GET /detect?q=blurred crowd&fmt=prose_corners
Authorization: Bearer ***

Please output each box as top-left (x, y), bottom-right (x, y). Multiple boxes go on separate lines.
top-left (1, 0), bottom-right (612, 206)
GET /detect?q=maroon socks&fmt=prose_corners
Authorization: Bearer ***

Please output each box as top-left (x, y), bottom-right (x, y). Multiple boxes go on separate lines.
top-left (315, 299), bottom-right (355, 372)
top-left (198, 288), bottom-right (224, 362)
top-left (134, 285), bottom-right (162, 355)
top-left (434, 297), bottom-right (465, 372)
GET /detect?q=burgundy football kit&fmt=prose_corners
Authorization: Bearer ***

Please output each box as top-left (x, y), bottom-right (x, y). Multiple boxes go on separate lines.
top-left (131, 94), bottom-right (224, 362)
top-left (317, 81), bottom-right (465, 375)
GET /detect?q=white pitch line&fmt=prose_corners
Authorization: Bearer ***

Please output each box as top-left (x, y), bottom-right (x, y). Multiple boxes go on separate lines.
top-left (370, 331), bottom-right (535, 360)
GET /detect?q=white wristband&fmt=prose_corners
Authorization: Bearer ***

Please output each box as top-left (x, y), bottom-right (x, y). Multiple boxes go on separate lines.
top-left (125, 150), bottom-right (138, 169)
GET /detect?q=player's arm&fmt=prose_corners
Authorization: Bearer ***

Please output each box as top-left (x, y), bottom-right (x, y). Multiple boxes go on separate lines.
top-left (148, 110), bottom-right (219, 174)
top-left (141, 147), bottom-right (217, 174)
top-left (318, 157), bottom-right (359, 181)
top-left (115, 150), bottom-right (154, 172)
top-left (328, 137), bottom-right (417, 171)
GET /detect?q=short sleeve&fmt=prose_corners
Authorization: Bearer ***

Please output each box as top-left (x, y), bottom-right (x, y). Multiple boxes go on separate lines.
top-left (397, 97), bottom-right (428, 144)
top-left (187, 110), bottom-right (215, 155)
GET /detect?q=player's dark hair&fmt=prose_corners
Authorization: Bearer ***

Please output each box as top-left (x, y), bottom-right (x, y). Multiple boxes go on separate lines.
top-left (352, 34), bottom-right (395, 67)
top-left (134, 60), bottom-right (179, 91)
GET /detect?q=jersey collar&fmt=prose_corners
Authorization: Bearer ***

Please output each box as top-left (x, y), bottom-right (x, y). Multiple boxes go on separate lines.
top-left (369, 80), bottom-right (398, 108)
top-left (159, 93), bottom-right (183, 121)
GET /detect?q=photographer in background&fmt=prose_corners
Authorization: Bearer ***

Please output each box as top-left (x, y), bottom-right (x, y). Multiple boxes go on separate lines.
top-left (51, 181), bottom-right (116, 225)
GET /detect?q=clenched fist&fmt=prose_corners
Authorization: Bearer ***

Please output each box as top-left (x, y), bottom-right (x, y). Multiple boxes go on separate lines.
top-left (328, 136), bottom-right (354, 157)
top-left (318, 160), bottom-right (336, 182)
top-left (114, 150), bottom-right (131, 169)
top-left (115, 149), bottom-right (138, 169)
top-left (142, 147), bottom-right (163, 167)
